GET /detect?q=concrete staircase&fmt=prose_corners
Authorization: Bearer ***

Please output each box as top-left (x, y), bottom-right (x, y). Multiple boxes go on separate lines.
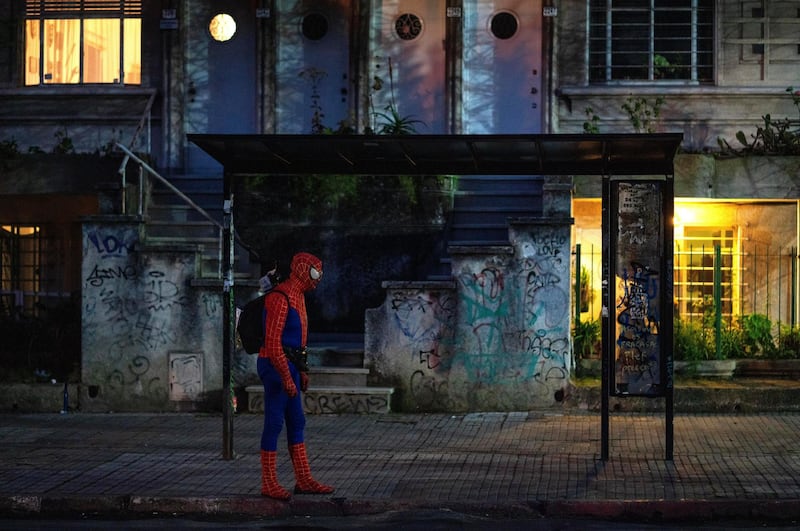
top-left (144, 172), bottom-right (259, 278)
top-left (431, 174), bottom-right (543, 278)
top-left (448, 174), bottom-right (543, 244)
top-left (143, 174), bottom-right (393, 414)
top-left (245, 334), bottom-right (395, 414)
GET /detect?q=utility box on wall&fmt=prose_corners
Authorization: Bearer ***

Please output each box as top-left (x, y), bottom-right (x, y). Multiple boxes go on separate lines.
top-left (169, 351), bottom-right (204, 402)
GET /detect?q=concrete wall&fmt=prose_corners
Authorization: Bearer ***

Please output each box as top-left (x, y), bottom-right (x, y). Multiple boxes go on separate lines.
top-left (80, 218), bottom-right (225, 412)
top-left (574, 155), bottom-right (800, 200)
top-left (573, 155), bottom-right (800, 327)
top-left (552, 0), bottom-right (800, 151)
top-left (365, 281), bottom-right (457, 411)
top-left (365, 218), bottom-right (574, 412)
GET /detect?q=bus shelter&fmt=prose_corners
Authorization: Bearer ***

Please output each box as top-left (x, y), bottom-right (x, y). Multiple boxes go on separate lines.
top-left (189, 132), bottom-right (683, 461)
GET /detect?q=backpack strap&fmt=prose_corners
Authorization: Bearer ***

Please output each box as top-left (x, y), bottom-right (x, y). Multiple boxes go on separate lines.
top-left (264, 289), bottom-right (289, 307)
top-left (262, 289), bottom-right (289, 349)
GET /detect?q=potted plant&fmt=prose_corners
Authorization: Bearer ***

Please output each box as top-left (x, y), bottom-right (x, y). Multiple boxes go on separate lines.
top-left (673, 318), bottom-right (737, 377)
top-left (735, 315), bottom-right (800, 378)
top-left (573, 318), bottom-right (601, 377)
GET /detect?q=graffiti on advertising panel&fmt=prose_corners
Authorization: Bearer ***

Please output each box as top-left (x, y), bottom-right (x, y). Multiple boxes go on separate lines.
top-left (614, 182), bottom-right (663, 396)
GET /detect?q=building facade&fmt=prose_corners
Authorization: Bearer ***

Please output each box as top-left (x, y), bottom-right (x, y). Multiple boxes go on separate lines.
top-left (0, 1), bottom-right (798, 411)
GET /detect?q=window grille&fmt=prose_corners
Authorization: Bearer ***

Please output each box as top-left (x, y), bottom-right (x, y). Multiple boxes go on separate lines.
top-left (589, 0), bottom-right (714, 84)
top-left (674, 228), bottom-right (738, 322)
top-left (1, 225), bottom-right (41, 317)
top-left (25, 1), bottom-right (142, 17)
top-left (0, 224), bottom-right (72, 318)
top-left (721, 0), bottom-right (800, 76)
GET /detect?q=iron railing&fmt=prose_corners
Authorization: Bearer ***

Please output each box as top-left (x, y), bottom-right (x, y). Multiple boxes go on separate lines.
top-left (574, 242), bottom-right (800, 332)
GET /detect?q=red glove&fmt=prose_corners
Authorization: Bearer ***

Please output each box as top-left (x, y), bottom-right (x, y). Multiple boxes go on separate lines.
top-left (300, 372), bottom-right (309, 392)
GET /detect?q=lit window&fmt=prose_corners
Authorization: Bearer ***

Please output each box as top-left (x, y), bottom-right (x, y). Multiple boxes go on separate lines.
top-left (589, 0), bottom-right (714, 84)
top-left (674, 227), bottom-right (739, 321)
top-left (25, 0), bottom-right (142, 85)
top-left (1, 225), bottom-right (41, 317)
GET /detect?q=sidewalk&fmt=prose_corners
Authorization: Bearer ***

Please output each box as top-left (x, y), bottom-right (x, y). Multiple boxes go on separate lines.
top-left (2, 411), bottom-right (800, 524)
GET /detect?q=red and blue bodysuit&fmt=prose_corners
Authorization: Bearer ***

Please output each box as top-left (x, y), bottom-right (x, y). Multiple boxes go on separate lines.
top-left (257, 252), bottom-right (334, 500)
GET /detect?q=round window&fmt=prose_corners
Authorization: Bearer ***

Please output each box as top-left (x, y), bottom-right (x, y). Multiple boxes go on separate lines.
top-left (302, 13), bottom-right (328, 41)
top-left (490, 11), bottom-right (518, 40)
top-left (395, 13), bottom-right (423, 41)
top-left (209, 13), bottom-right (236, 42)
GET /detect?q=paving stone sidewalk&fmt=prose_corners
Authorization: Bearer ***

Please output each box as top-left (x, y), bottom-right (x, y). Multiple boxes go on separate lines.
top-left (1, 411), bottom-right (800, 523)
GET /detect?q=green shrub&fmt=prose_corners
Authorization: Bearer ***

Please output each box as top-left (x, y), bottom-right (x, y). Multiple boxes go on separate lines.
top-left (718, 324), bottom-right (745, 360)
top-left (674, 319), bottom-right (712, 361)
top-left (776, 325), bottom-right (800, 359)
top-left (573, 319), bottom-right (601, 359)
top-left (739, 313), bottom-right (776, 358)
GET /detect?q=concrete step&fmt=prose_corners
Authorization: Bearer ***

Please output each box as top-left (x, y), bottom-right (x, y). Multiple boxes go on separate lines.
top-left (146, 220), bottom-right (220, 239)
top-left (245, 384), bottom-right (394, 414)
top-left (144, 234), bottom-right (258, 279)
top-left (308, 367), bottom-right (369, 387)
top-left (148, 203), bottom-right (220, 224)
top-left (307, 346), bottom-right (364, 368)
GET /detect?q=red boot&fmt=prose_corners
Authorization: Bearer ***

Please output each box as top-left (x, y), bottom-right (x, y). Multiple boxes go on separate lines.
top-left (260, 450), bottom-right (291, 500)
top-left (289, 443), bottom-right (334, 494)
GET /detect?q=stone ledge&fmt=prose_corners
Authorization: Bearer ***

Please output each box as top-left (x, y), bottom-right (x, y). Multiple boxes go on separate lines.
top-left (245, 385), bottom-right (394, 415)
top-left (567, 378), bottom-right (800, 413)
top-left (0, 383), bottom-right (79, 413)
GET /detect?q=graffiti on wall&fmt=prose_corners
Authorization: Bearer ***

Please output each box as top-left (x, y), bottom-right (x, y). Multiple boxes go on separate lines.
top-left (442, 226), bottom-right (571, 407)
top-left (613, 182), bottom-right (662, 395)
top-left (83, 226), bottom-right (212, 405)
top-left (387, 289), bottom-right (456, 410)
top-left (303, 391), bottom-right (390, 414)
top-left (367, 225), bottom-right (575, 410)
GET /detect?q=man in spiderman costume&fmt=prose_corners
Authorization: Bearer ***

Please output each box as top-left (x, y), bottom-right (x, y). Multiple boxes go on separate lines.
top-left (257, 251), bottom-right (334, 500)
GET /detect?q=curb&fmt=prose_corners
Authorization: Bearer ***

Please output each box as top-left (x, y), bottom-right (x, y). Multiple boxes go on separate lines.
top-left (4, 495), bottom-right (800, 523)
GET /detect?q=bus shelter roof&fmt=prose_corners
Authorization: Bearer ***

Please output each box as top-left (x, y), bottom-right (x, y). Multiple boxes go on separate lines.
top-left (188, 133), bottom-right (682, 176)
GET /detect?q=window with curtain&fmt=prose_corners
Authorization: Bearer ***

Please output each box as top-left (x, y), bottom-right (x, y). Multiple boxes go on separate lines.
top-left (589, 0), bottom-right (714, 84)
top-left (25, 0), bottom-right (142, 85)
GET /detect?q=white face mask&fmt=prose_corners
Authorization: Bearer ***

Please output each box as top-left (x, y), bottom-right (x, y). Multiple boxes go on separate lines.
top-left (309, 266), bottom-right (322, 281)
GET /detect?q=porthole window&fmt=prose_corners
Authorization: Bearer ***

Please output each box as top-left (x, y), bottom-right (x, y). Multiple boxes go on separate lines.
top-left (490, 11), bottom-right (518, 40)
top-left (302, 13), bottom-right (328, 41)
top-left (209, 13), bottom-right (236, 42)
top-left (395, 13), bottom-right (422, 40)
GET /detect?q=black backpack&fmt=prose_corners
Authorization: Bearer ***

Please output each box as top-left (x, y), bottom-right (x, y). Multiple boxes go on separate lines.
top-left (237, 289), bottom-right (288, 354)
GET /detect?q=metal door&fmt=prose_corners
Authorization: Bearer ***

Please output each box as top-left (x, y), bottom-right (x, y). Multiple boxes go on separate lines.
top-left (275, 0), bottom-right (351, 133)
top-left (462, 0), bottom-right (543, 133)
top-left (206, 5), bottom-right (257, 134)
top-left (370, 0), bottom-right (447, 134)
top-left (185, 4), bottom-right (257, 171)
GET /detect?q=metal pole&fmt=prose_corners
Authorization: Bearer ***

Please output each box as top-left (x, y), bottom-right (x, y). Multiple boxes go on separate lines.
top-left (575, 243), bottom-right (582, 328)
top-left (601, 175), bottom-right (610, 461)
top-left (714, 244), bottom-right (722, 359)
top-left (222, 175), bottom-right (235, 460)
top-left (792, 247), bottom-right (797, 328)
top-left (117, 155), bottom-right (128, 215)
top-left (664, 176), bottom-right (675, 461)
